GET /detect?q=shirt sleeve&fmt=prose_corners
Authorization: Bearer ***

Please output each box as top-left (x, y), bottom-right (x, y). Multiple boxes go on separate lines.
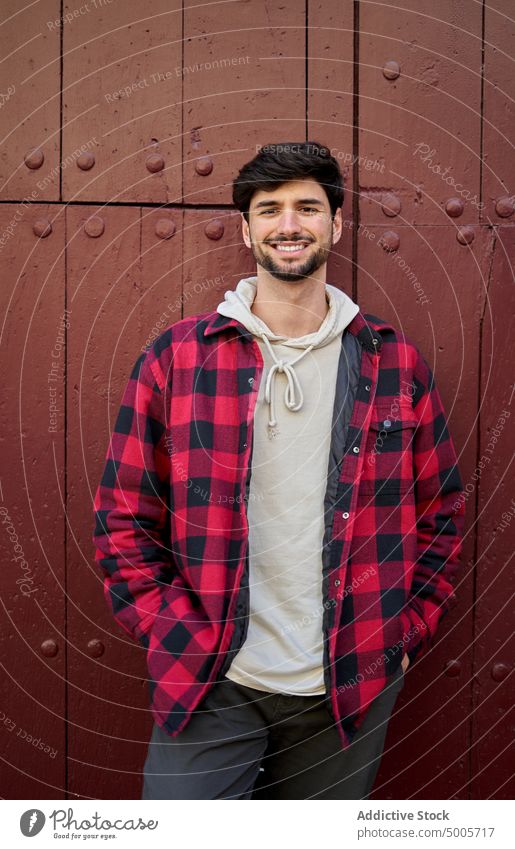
top-left (92, 350), bottom-right (173, 649)
top-left (399, 349), bottom-right (466, 665)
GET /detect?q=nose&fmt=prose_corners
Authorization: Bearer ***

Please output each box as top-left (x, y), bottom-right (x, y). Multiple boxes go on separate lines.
top-left (275, 208), bottom-right (303, 235)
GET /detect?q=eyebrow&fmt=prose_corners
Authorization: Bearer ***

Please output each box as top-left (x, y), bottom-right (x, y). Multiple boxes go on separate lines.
top-left (253, 197), bottom-right (325, 209)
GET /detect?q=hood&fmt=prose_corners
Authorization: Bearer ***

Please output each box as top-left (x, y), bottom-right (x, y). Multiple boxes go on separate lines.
top-left (216, 275), bottom-right (360, 434)
top-left (216, 275), bottom-right (359, 349)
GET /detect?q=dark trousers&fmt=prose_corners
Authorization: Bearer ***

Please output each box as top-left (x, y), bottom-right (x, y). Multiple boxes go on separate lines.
top-left (142, 667), bottom-right (405, 800)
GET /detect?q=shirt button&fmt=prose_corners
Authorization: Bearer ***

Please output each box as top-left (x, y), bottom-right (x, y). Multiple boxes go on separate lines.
top-left (365, 384), bottom-right (371, 391)
top-left (353, 446), bottom-right (359, 453)
top-left (383, 420), bottom-right (392, 428)
top-left (342, 512), bottom-right (349, 519)
top-left (334, 579), bottom-right (341, 587)
top-left (248, 377), bottom-right (254, 385)
top-left (243, 442), bottom-right (248, 448)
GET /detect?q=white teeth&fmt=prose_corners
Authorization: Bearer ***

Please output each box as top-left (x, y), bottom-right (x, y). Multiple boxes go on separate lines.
top-left (275, 244), bottom-right (307, 252)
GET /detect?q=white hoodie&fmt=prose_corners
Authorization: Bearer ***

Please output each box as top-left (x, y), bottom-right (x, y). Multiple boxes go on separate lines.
top-left (216, 275), bottom-right (360, 695)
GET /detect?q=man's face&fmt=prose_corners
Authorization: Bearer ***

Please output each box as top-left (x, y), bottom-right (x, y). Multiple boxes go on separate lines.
top-left (242, 178), bottom-right (342, 282)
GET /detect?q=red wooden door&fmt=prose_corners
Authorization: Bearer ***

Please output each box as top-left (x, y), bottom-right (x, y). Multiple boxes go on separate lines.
top-left (0, 0), bottom-right (513, 799)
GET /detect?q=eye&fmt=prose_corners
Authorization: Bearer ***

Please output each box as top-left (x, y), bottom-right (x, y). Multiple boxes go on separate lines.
top-left (258, 207), bottom-right (319, 215)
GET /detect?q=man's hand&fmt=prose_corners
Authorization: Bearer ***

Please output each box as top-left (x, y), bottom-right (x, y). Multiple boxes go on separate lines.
top-left (401, 654), bottom-right (410, 673)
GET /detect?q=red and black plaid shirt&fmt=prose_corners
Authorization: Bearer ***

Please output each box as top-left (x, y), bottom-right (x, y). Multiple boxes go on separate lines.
top-left (92, 307), bottom-right (465, 749)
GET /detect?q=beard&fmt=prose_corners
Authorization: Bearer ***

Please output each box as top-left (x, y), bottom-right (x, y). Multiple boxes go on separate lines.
top-left (249, 234), bottom-right (332, 282)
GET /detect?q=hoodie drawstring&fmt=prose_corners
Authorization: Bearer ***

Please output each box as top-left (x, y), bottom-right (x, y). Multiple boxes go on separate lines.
top-left (260, 332), bottom-right (314, 433)
top-left (215, 277), bottom-right (360, 439)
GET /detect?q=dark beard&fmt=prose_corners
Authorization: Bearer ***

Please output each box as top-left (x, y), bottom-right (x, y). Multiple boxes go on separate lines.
top-left (252, 241), bottom-right (331, 282)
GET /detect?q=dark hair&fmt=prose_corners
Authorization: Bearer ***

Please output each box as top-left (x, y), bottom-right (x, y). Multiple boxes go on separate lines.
top-left (232, 140), bottom-right (344, 223)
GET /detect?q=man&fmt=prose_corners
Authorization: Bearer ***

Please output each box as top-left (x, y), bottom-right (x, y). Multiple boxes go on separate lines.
top-left (92, 140), bottom-right (465, 799)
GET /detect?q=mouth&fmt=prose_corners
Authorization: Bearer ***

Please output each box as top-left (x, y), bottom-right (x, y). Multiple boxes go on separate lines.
top-left (267, 240), bottom-right (312, 257)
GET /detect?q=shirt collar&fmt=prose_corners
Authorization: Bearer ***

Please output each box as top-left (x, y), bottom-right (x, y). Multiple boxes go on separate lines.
top-left (203, 308), bottom-right (392, 353)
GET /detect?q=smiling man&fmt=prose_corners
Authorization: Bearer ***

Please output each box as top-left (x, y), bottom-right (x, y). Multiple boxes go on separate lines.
top-left (246, 181), bottom-right (334, 281)
top-left (92, 140), bottom-right (465, 799)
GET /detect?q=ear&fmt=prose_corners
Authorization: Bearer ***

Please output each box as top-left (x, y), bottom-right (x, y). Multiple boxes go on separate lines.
top-left (241, 212), bottom-right (252, 249)
top-left (331, 207), bottom-right (343, 245)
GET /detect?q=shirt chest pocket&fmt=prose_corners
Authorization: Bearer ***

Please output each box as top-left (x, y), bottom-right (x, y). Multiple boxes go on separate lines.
top-left (361, 407), bottom-right (418, 493)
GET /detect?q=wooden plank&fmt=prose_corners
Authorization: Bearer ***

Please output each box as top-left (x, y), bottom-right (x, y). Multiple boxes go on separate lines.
top-left (0, 203), bottom-right (65, 797)
top-left (471, 224), bottom-right (515, 799)
top-left (182, 207), bottom-right (255, 316)
top-left (0, 1), bottom-right (61, 201)
top-left (307, 0), bottom-right (355, 227)
top-left (482, 0), bottom-right (515, 223)
top-left (359, 0), bottom-right (482, 225)
top-left (140, 207), bottom-right (183, 338)
top-left (358, 223), bottom-right (482, 798)
top-left (63, 1), bottom-right (182, 203)
top-left (182, 0), bottom-right (306, 205)
top-left (66, 205), bottom-right (147, 799)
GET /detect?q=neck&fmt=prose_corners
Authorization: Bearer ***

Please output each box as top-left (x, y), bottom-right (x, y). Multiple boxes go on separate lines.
top-left (251, 275), bottom-right (330, 337)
